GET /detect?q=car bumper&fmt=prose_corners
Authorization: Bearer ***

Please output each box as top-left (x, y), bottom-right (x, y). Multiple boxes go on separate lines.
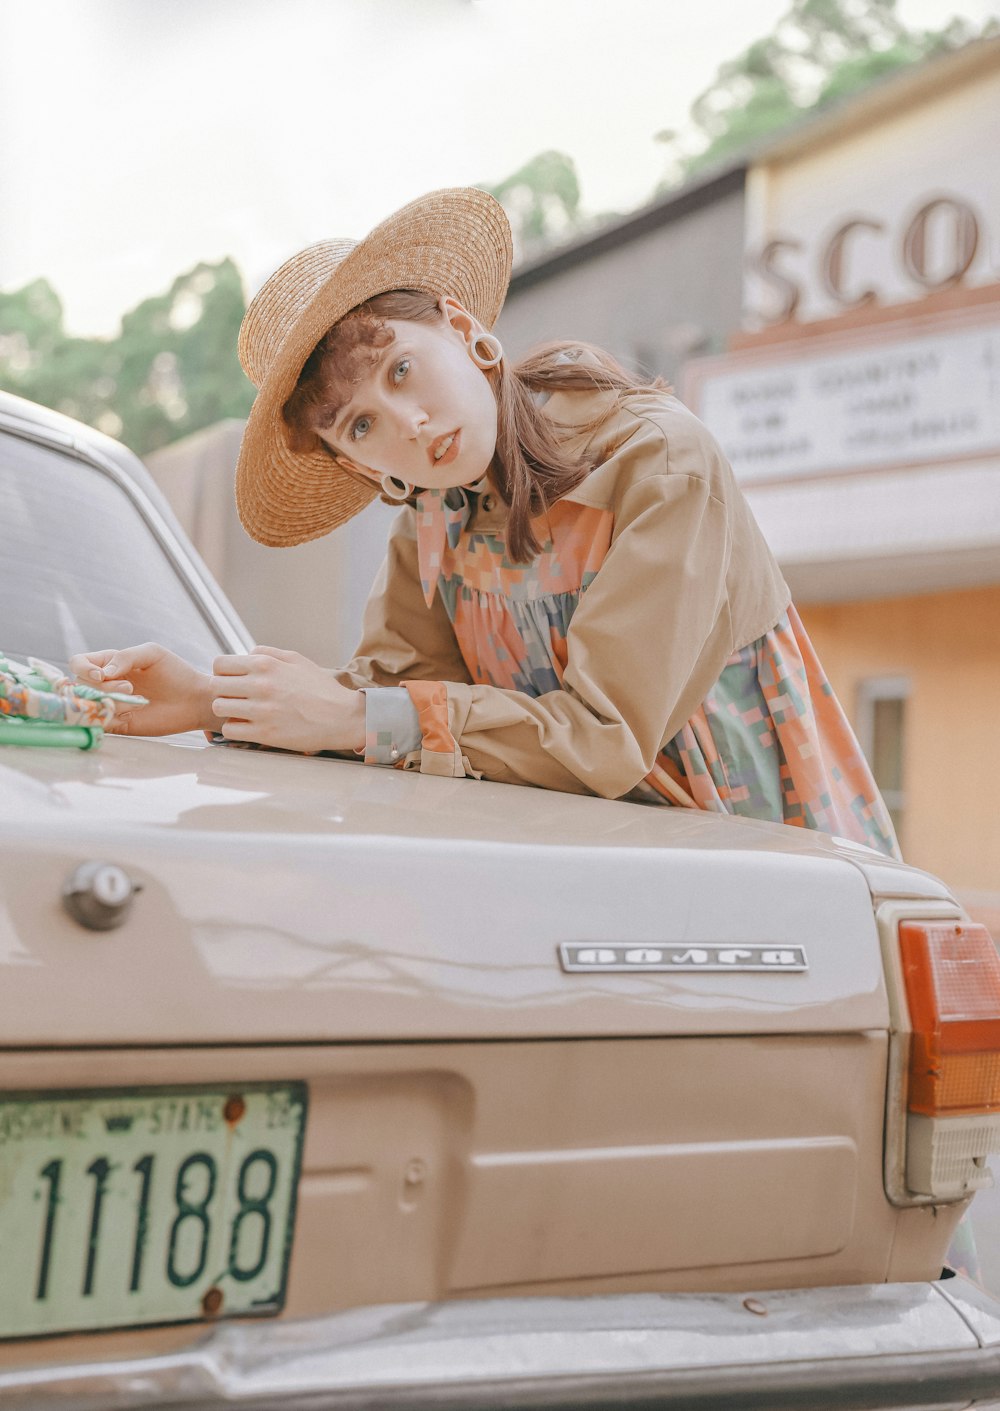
top-left (4, 1279), bottom-right (1000, 1410)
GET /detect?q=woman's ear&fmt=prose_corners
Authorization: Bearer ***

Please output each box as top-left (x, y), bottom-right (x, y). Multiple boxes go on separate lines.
top-left (439, 296), bottom-right (481, 347)
top-left (330, 449), bottom-right (377, 485)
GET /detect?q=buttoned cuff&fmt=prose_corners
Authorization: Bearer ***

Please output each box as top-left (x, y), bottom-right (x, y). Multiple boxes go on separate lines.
top-left (400, 679), bottom-right (480, 778)
top-left (360, 687), bottom-right (422, 766)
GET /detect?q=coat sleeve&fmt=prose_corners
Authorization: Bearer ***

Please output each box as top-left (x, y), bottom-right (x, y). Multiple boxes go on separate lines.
top-left (401, 450), bottom-right (738, 798)
top-left (333, 506), bottom-right (473, 691)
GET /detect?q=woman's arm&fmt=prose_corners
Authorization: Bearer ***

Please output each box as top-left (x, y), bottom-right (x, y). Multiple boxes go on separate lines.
top-left (68, 510), bottom-right (470, 752)
top-left (333, 507), bottom-right (474, 691)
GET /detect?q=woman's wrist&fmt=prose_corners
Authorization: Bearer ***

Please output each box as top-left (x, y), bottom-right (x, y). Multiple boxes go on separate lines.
top-left (345, 690), bottom-right (366, 753)
top-left (198, 673), bottom-right (220, 733)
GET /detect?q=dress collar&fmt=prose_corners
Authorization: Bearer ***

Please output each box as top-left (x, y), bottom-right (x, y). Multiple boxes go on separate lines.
top-left (414, 479), bottom-right (488, 607)
top-left (412, 376), bottom-right (631, 607)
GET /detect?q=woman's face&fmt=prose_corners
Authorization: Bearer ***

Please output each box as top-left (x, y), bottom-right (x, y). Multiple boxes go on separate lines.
top-left (318, 299), bottom-right (499, 492)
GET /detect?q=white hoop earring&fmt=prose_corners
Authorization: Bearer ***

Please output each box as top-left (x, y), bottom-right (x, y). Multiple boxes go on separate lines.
top-left (380, 473), bottom-right (414, 502)
top-left (470, 332), bottom-right (503, 369)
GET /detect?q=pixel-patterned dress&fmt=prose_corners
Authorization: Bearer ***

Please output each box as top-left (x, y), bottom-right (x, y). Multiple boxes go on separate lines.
top-left (414, 483), bottom-right (900, 860)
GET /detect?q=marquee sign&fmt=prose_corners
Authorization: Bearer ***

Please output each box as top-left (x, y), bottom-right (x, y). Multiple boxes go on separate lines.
top-left (687, 316), bottom-right (1000, 484)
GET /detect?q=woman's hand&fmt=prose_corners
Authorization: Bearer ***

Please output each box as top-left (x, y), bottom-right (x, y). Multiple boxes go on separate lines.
top-left (69, 644), bottom-right (214, 736)
top-left (211, 647), bottom-right (365, 754)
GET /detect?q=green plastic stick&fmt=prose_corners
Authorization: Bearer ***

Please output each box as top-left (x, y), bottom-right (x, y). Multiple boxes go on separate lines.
top-left (0, 717), bottom-right (103, 750)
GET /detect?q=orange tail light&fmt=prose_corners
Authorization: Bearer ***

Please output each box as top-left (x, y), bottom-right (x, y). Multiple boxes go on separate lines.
top-left (899, 921), bottom-right (1000, 1117)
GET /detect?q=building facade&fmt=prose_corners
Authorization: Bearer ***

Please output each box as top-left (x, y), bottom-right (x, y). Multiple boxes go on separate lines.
top-left (497, 166), bottom-right (747, 384)
top-left (684, 37), bottom-right (1000, 926)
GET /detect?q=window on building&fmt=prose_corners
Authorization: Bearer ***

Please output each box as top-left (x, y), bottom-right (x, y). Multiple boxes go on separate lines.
top-left (857, 677), bottom-right (909, 846)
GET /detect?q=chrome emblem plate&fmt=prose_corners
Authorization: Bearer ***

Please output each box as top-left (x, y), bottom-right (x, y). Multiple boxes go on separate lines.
top-left (558, 944), bottom-right (808, 973)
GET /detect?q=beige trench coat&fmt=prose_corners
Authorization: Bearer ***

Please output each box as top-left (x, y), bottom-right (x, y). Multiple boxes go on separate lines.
top-left (336, 383), bottom-right (790, 799)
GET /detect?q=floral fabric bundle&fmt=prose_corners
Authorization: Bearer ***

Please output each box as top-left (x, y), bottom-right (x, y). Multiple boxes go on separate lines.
top-left (0, 654), bottom-right (147, 748)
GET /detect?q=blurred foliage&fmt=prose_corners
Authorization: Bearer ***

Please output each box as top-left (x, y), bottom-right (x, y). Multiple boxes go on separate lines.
top-left (481, 150), bottom-right (583, 260)
top-left (482, 1), bottom-right (994, 258)
top-left (2, 0), bottom-right (994, 441)
top-left (0, 259), bottom-right (255, 456)
top-left (655, 0), bottom-right (993, 188)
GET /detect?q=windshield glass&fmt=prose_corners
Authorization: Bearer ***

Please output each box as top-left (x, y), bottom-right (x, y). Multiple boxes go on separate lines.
top-left (0, 431), bottom-right (230, 672)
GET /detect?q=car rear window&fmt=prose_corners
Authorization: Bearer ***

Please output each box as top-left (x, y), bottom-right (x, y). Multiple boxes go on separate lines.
top-left (1, 431), bottom-right (229, 671)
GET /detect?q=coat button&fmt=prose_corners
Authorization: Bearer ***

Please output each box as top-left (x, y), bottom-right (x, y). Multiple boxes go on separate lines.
top-left (482, 494), bottom-right (496, 512)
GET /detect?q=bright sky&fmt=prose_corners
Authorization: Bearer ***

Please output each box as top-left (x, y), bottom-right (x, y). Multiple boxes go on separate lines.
top-left (1, 0), bottom-right (996, 336)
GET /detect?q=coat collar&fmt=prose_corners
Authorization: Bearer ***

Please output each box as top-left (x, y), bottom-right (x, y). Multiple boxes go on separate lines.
top-left (414, 374), bottom-right (633, 606)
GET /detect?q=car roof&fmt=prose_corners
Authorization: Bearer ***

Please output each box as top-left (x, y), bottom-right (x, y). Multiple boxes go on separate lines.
top-left (0, 388), bottom-right (163, 497)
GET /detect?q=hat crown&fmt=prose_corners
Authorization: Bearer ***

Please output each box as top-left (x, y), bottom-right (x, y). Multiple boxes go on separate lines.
top-left (238, 238), bottom-right (359, 388)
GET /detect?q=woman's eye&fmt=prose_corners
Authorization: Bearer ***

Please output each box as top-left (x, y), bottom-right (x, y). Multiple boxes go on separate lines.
top-left (350, 416), bottom-right (372, 442)
top-left (393, 358), bottom-right (410, 383)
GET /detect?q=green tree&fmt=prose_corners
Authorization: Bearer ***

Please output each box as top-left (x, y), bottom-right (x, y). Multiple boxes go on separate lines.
top-left (0, 259), bottom-right (255, 457)
top-left (482, 150), bottom-right (583, 259)
top-left (657, 0), bottom-right (989, 187)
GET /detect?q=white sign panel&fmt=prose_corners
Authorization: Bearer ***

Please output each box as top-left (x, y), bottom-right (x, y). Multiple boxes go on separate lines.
top-left (695, 322), bottom-right (1000, 484)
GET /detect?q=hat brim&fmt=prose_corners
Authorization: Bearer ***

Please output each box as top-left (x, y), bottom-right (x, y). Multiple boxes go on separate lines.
top-left (235, 188), bottom-right (513, 547)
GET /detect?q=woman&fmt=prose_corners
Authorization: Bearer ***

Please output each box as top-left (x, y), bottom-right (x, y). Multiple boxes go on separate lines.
top-left (71, 187), bottom-right (898, 858)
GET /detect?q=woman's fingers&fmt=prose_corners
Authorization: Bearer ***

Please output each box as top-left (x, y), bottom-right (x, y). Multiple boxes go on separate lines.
top-left (98, 643), bottom-right (168, 678)
top-left (211, 649), bottom-right (296, 699)
top-left (68, 650), bottom-right (115, 683)
top-left (211, 696), bottom-right (257, 720)
top-left (251, 645), bottom-right (302, 663)
top-left (210, 673), bottom-right (253, 702)
top-left (213, 653), bottom-right (257, 677)
top-left (213, 647), bottom-right (303, 677)
top-left (68, 660), bottom-right (134, 692)
top-left (219, 719), bottom-right (261, 742)
top-left (70, 643), bottom-right (165, 684)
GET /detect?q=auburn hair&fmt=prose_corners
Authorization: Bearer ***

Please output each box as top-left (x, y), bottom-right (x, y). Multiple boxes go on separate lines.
top-left (281, 290), bottom-right (669, 562)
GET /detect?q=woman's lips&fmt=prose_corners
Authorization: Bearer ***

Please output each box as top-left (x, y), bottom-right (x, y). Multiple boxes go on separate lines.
top-left (428, 429), bottom-right (461, 468)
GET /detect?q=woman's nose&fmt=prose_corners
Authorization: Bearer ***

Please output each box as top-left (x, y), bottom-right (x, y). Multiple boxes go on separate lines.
top-left (402, 403), bottom-right (428, 438)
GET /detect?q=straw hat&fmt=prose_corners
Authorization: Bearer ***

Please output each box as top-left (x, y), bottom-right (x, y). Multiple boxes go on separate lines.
top-left (235, 187), bottom-right (513, 547)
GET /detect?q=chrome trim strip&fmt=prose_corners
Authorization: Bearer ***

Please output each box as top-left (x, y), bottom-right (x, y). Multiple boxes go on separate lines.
top-left (2, 1279), bottom-right (999, 1409)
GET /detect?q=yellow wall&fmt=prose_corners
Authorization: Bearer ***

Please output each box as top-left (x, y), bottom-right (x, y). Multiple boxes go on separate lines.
top-left (800, 587), bottom-right (1000, 928)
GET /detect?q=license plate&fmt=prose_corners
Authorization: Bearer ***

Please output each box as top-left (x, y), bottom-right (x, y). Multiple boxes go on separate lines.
top-left (0, 1082), bottom-right (307, 1339)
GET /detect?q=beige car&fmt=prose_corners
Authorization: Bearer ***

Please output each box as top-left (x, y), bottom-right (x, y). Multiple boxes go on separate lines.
top-left (4, 388), bottom-right (1000, 1409)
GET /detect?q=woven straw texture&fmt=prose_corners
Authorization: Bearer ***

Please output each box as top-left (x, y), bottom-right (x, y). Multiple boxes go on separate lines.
top-left (235, 188), bottom-right (513, 547)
